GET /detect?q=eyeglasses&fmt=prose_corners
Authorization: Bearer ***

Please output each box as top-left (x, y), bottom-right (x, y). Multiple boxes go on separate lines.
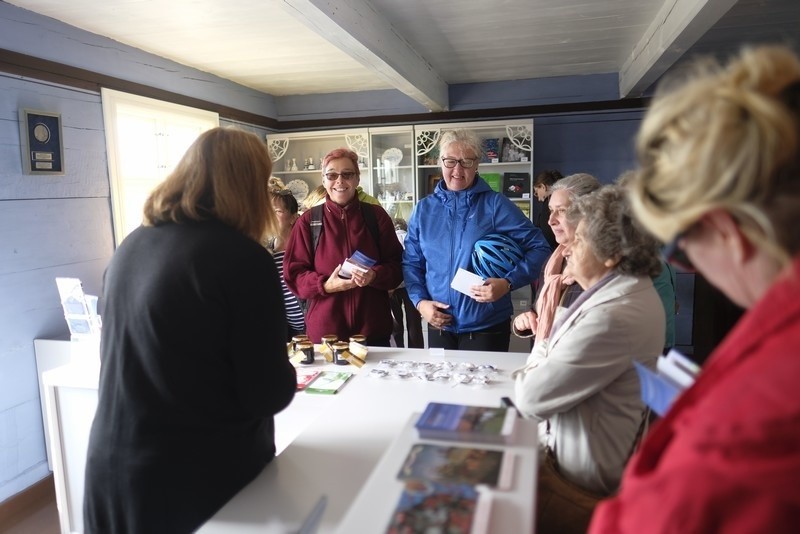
top-left (324, 171), bottom-right (357, 180)
top-left (661, 227), bottom-right (695, 271)
top-left (441, 157), bottom-right (477, 169)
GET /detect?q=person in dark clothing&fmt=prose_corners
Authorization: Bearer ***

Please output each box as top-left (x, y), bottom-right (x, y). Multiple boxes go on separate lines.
top-left (83, 127), bottom-right (297, 534)
top-left (533, 169), bottom-right (563, 251)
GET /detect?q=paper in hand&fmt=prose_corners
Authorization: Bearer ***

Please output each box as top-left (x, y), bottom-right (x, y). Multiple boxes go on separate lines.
top-left (450, 268), bottom-right (485, 297)
top-left (339, 250), bottom-right (377, 279)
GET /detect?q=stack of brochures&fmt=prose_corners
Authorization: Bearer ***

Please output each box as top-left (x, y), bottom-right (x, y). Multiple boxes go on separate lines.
top-left (414, 402), bottom-right (517, 444)
top-left (634, 349), bottom-right (700, 416)
top-left (338, 250), bottom-right (376, 279)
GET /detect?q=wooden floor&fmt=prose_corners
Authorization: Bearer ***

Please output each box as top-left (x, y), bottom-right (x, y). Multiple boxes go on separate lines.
top-left (0, 477), bottom-right (60, 534)
top-left (1, 499), bottom-right (59, 534)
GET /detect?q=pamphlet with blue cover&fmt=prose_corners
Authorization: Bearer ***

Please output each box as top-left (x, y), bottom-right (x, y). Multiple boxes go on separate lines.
top-left (415, 402), bottom-right (517, 444)
top-left (634, 349), bottom-right (700, 416)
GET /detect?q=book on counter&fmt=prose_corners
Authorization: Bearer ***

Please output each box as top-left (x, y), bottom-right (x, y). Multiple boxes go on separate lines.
top-left (296, 368), bottom-right (321, 391)
top-left (502, 172), bottom-right (531, 199)
top-left (397, 443), bottom-right (513, 489)
top-left (305, 370), bottom-right (354, 395)
top-left (385, 480), bottom-right (491, 534)
top-left (415, 402), bottom-right (517, 444)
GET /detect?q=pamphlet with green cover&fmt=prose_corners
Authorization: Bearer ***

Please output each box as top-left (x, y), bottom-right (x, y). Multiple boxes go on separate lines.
top-left (414, 402), bottom-right (517, 444)
top-left (305, 370), bottom-right (354, 394)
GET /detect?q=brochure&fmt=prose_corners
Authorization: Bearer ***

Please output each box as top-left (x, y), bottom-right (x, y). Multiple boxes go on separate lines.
top-left (305, 370), bottom-right (354, 395)
top-left (634, 349), bottom-right (700, 416)
top-left (451, 268), bottom-right (485, 297)
top-left (397, 443), bottom-right (512, 489)
top-left (385, 481), bottom-right (491, 534)
top-left (339, 250), bottom-right (377, 279)
top-left (415, 403), bottom-right (517, 444)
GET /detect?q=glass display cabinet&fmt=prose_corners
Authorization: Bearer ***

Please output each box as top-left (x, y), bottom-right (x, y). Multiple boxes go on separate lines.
top-left (368, 125), bottom-right (415, 222)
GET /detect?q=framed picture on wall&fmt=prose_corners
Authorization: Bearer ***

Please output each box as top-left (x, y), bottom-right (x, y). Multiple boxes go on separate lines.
top-left (19, 108), bottom-right (65, 175)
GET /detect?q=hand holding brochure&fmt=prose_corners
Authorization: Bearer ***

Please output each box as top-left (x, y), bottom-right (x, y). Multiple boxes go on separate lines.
top-left (451, 268), bottom-right (485, 297)
top-left (338, 250), bottom-right (377, 279)
top-left (634, 349), bottom-right (700, 416)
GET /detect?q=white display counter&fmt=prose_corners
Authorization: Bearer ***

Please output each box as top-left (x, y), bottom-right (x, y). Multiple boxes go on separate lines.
top-left (34, 342), bottom-right (535, 534)
top-left (199, 347), bottom-right (536, 534)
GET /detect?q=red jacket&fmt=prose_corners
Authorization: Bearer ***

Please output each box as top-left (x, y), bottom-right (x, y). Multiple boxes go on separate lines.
top-left (590, 256), bottom-right (800, 533)
top-left (283, 198), bottom-right (403, 343)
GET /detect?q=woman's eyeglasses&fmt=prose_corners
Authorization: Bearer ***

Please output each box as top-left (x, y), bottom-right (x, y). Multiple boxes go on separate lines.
top-left (324, 171), bottom-right (357, 180)
top-left (441, 157), bottom-right (476, 169)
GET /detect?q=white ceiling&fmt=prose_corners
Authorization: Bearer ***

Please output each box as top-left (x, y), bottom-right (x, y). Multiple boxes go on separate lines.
top-left (5, 0), bottom-right (800, 112)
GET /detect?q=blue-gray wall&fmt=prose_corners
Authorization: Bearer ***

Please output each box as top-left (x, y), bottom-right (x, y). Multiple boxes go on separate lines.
top-left (0, 1), bottom-right (650, 503)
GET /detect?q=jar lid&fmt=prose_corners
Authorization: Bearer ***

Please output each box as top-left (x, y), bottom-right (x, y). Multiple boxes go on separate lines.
top-left (332, 341), bottom-right (349, 350)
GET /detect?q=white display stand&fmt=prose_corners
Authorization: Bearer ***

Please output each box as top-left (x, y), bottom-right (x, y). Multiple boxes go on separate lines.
top-left (199, 347), bottom-right (532, 534)
top-left (337, 412), bottom-right (538, 533)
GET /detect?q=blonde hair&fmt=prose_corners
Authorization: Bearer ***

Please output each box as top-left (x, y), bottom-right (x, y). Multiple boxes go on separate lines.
top-left (302, 185), bottom-right (327, 211)
top-left (143, 127), bottom-right (277, 242)
top-left (629, 45), bottom-right (800, 267)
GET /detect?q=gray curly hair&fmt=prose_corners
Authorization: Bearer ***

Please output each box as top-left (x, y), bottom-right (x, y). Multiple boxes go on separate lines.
top-left (567, 185), bottom-right (662, 277)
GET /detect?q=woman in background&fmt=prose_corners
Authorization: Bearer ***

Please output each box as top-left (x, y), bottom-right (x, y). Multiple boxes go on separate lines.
top-left (283, 147), bottom-right (403, 345)
top-left (533, 169), bottom-right (563, 251)
top-left (512, 173), bottom-right (601, 343)
top-left (84, 127), bottom-right (297, 533)
top-left (591, 45), bottom-right (800, 533)
top-left (267, 188), bottom-right (305, 340)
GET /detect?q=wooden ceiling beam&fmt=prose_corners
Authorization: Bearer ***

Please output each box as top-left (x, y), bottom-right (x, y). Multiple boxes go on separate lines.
top-left (619, 0), bottom-right (739, 97)
top-left (281, 0), bottom-right (449, 112)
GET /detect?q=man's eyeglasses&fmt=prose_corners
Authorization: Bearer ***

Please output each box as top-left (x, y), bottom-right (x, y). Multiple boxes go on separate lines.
top-left (441, 157), bottom-right (476, 169)
top-left (661, 229), bottom-right (694, 271)
top-left (324, 171), bottom-right (357, 180)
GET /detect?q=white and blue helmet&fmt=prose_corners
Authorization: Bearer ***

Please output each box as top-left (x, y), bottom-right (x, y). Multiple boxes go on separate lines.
top-left (471, 234), bottom-right (524, 279)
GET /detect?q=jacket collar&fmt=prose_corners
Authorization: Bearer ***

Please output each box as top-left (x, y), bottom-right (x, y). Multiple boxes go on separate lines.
top-left (548, 274), bottom-right (653, 347)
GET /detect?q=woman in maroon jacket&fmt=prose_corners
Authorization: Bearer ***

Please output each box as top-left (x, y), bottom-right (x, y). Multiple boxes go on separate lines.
top-left (283, 148), bottom-right (403, 344)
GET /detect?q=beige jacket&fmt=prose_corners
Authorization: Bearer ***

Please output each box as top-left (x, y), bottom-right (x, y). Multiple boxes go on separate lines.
top-left (513, 274), bottom-right (664, 494)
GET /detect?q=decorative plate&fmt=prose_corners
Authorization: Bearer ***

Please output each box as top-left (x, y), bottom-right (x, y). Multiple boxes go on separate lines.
top-left (381, 147), bottom-right (403, 166)
top-left (286, 179), bottom-right (310, 202)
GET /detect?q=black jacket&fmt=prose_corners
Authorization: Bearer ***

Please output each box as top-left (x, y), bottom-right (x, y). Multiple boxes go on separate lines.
top-left (84, 219), bottom-right (297, 533)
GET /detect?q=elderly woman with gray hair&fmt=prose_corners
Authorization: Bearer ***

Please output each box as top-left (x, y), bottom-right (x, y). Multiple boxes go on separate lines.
top-left (512, 184), bottom-right (665, 533)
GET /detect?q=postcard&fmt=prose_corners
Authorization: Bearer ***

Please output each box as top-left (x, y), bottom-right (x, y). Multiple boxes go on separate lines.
top-left (451, 268), bottom-right (485, 296)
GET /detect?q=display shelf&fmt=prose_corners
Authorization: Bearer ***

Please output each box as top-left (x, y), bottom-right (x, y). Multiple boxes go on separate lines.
top-left (266, 120), bottom-right (534, 221)
top-left (413, 119), bottom-right (534, 220)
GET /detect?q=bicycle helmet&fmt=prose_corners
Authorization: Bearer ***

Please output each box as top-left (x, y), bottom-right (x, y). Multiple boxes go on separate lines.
top-left (471, 234), bottom-right (524, 279)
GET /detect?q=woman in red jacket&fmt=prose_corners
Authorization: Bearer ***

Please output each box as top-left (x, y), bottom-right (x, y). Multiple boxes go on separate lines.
top-left (590, 45), bottom-right (800, 533)
top-left (283, 148), bottom-right (403, 344)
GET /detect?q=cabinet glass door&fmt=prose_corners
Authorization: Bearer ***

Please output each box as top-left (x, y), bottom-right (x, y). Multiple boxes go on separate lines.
top-left (368, 126), bottom-right (415, 222)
